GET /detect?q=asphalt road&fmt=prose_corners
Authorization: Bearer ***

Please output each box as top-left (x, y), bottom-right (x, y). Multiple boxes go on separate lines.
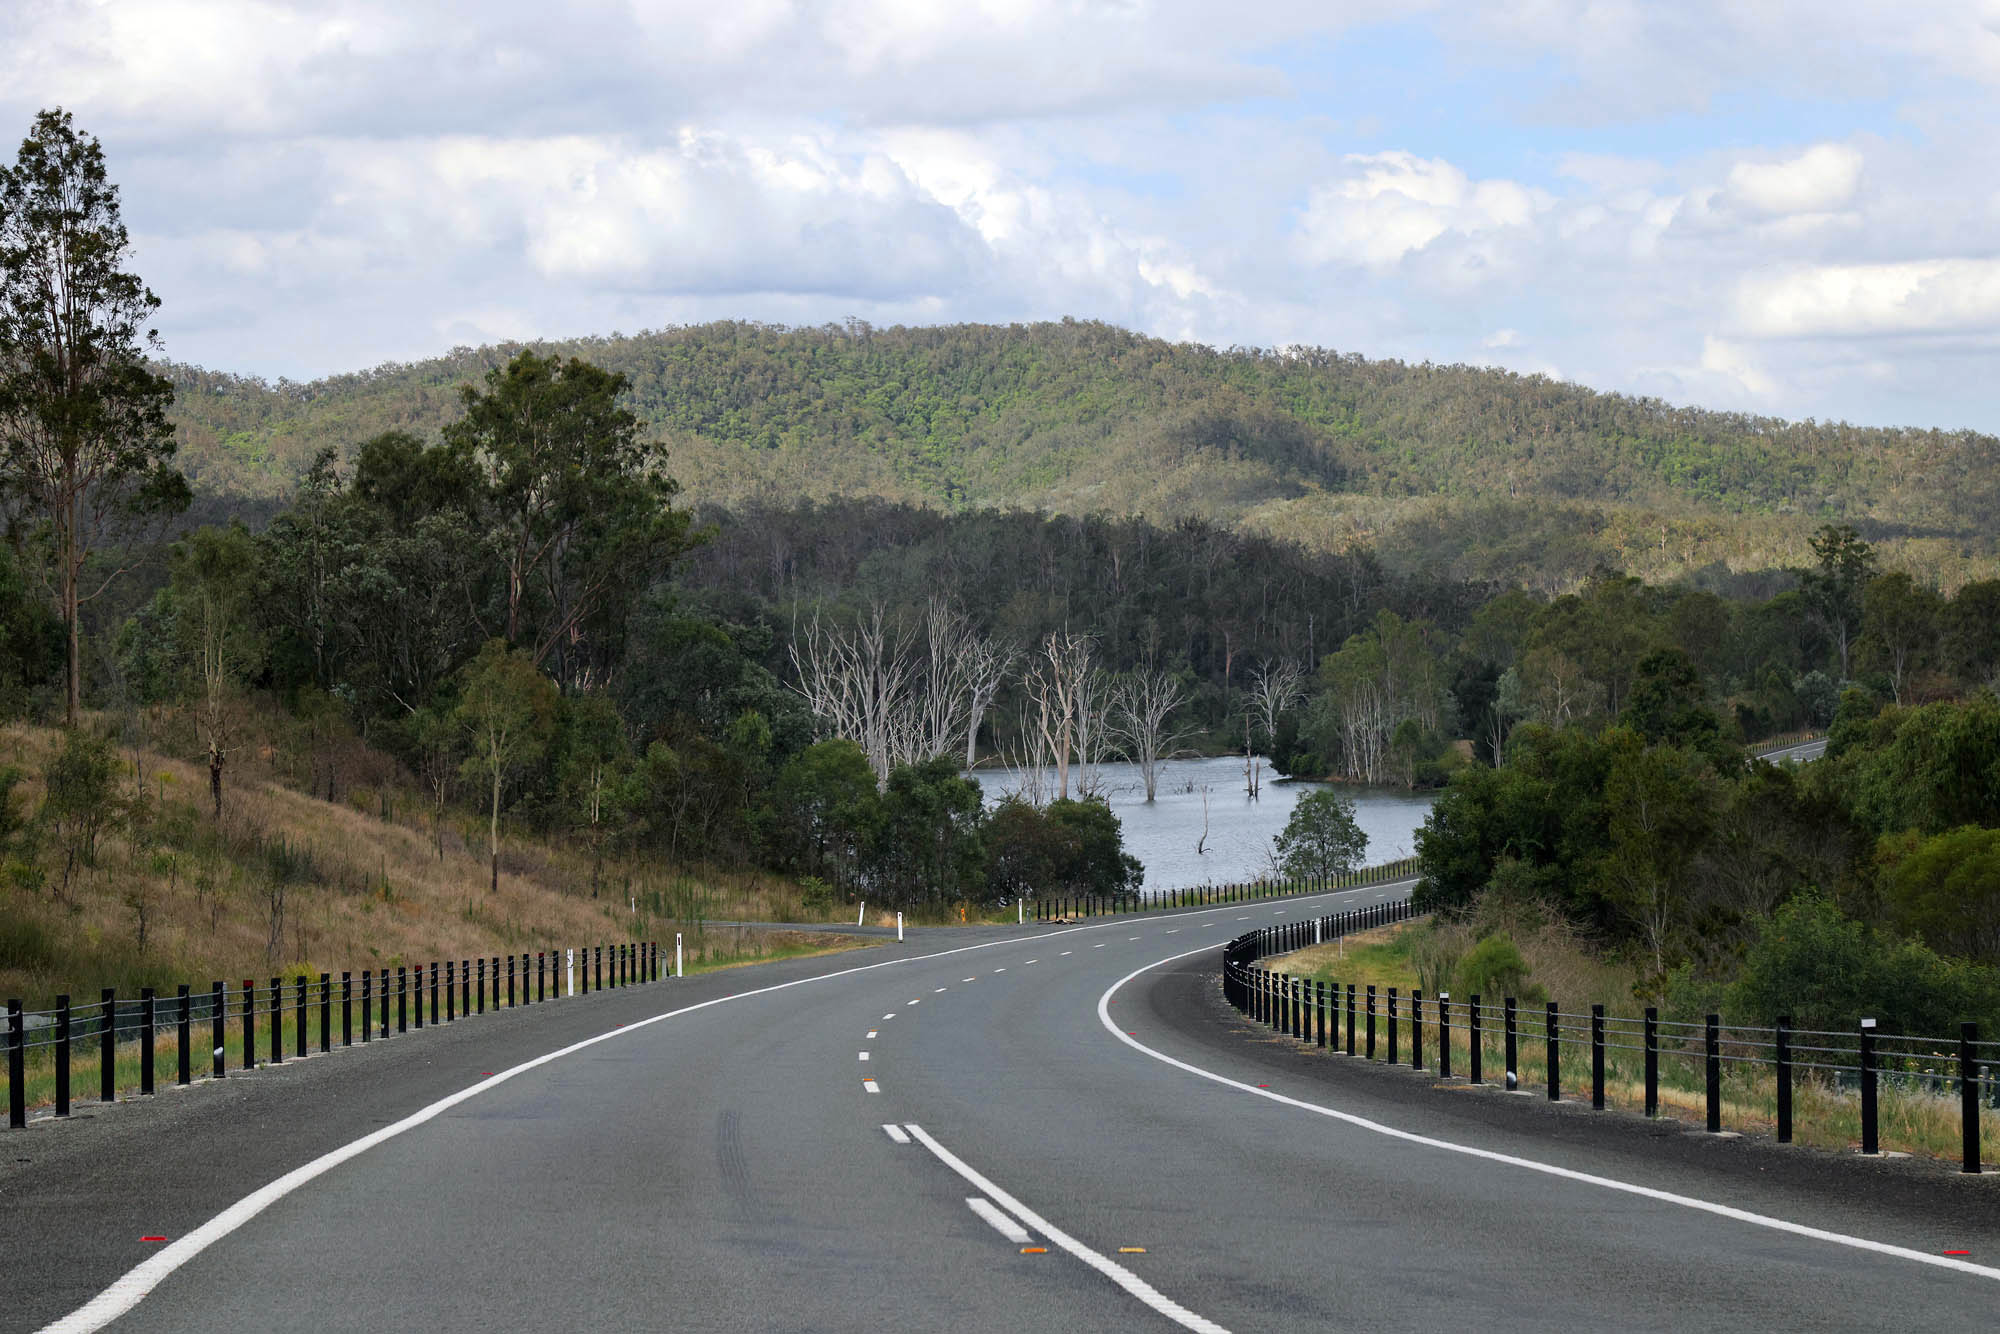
top-left (5, 881), bottom-right (1998, 1332)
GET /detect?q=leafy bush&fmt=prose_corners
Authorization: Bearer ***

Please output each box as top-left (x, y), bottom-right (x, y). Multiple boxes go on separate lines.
top-left (1454, 932), bottom-right (1545, 1005)
top-left (1717, 894), bottom-right (2000, 1035)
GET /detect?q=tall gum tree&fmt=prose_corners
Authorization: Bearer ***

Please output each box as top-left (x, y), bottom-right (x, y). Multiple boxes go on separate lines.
top-left (0, 109), bottom-right (190, 724)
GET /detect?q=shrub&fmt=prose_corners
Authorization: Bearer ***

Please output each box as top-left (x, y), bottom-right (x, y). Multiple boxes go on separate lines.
top-left (1454, 932), bottom-right (1545, 1005)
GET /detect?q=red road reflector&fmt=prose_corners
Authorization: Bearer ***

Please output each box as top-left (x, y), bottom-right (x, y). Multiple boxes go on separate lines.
top-left (1945, 1250), bottom-right (1971, 1255)
top-left (141, 1237), bottom-right (167, 1243)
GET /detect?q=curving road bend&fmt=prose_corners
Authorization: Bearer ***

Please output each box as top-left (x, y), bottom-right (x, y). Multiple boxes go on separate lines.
top-left (6, 882), bottom-right (1998, 1332)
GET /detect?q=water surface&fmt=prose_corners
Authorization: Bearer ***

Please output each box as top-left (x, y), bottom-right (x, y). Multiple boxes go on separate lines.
top-left (969, 755), bottom-right (1434, 893)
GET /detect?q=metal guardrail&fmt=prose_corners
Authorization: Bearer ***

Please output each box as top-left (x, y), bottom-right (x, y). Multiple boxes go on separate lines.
top-left (1221, 903), bottom-right (1998, 1174)
top-left (6, 941), bottom-right (667, 1129)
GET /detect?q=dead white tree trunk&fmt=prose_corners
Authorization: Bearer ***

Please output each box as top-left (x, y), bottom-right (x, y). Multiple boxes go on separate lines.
top-left (1111, 667), bottom-right (1188, 802)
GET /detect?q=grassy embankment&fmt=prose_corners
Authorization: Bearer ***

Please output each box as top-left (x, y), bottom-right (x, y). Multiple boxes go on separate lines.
top-left (1271, 920), bottom-right (1998, 1167)
top-left (0, 713), bottom-right (873, 1010)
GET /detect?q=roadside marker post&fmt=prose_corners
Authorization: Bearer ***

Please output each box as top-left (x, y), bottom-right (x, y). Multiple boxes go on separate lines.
top-left (675, 934), bottom-right (683, 978)
top-left (897, 912), bottom-right (904, 943)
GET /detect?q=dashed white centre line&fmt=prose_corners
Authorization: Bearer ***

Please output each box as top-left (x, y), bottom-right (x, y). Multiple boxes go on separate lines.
top-left (994, 967), bottom-right (1006, 972)
top-left (935, 987), bottom-right (947, 993)
top-left (882, 1013), bottom-right (896, 1020)
top-left (1061, 951), bottom-right (1073, 956)
top-left (1166, 930), bottom-right (1180, 935)
top-left (1129, 936), bottom-right (1140, 941)
top-left (863, 1079), bottom-right (881, 1093)
top-left (963, 977), bottom-right (976, 982)
top-left (867, 1030), bottom-right (878, 1039)
top-left (909, 999), bottom-right (921, 1005)
top-left (882, 1124), bottom-right (910, 1145)
top-left (1025, 959), bottom-right (1038, 964)
top-left (1093, 943), bottom-right (1107, 949)
top-left (859, 1051), bottom-right (870, 1061)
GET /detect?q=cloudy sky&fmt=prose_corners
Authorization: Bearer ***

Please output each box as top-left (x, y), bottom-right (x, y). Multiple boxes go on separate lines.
top-left (7, 1), bottom-right (2000, 431)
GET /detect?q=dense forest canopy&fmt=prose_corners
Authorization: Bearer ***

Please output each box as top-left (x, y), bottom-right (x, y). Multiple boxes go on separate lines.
top-left (160, 320), bottom-right (2000, 593)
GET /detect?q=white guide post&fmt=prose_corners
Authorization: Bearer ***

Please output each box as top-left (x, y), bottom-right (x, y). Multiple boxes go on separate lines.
top-left (565, 948), bottom-right (575, 998)
top-left (858, 901), bottom-right (866, 927)
top-left (896, 912), bottom-right (904, 943)
top-left (675, 932), bottom-right (684, 978)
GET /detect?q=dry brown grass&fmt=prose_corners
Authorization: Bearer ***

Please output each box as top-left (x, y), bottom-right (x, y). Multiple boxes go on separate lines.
top-left (0, 713), bottom-right (848, 1006)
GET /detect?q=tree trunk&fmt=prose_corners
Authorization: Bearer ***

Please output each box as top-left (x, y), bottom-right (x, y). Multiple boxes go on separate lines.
top-left (209, 742), bottom-right (224, 821)
top-left (489, 765), bottom-right (502, 893)
top-left (64, 485), bottom-right (81, 727)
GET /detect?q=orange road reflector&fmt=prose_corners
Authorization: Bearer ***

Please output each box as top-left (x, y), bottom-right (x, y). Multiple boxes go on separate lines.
top-left (1118, 1247), bottom-right (1147, 1254)
top-left (1020, 1246), bottom-right (1048, 1254)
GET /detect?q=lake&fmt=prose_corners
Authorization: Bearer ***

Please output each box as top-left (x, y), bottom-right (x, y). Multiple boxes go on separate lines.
top-left (969, 755), bottom-right (1435, 894)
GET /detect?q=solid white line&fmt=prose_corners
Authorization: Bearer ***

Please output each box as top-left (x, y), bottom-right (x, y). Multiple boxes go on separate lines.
top-left (1095, 946), bottom-right (2000, 1286)
top-left (907, 1124), bottom-right (1228, 1333)
top-left (47, 903), bottom-right (1392, 1334)
top-left (883, 1124), bottom-right (910, 1145)
top-left (966, 1196), bottom-right (1034, 1244)
top-left (863, 1079), bottom-right (881, 1093)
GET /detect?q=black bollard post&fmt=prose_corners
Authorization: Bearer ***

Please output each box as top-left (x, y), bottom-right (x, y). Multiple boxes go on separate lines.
top-left (341, 972), bottom-right (352, 1046)
top-left (103, 988), bottom-right (118, 1102)
top-left (1774, 1016), bottom-right (1791, 1142)
top-left (178, 986), bottom-right (191, 1087)
top-left (269, 978), bottom-right (283, 1064)
top-left (1962, 1023), bottom-right (1981, 1175)
top-left (5, 1001), bottom-right (21, 1129)
top-left (1503, 997), bottom-right (1518, 1090)
top-left (359, 973), bottom-right (371, 1044)
top-left (1366, 985), bottom-right (1377, 1059)
top-left (1346, 984), bottom-right (1357, 1057)
top-left (1860, 1018), bottom-right (1879, 1155)
top-left (476, 959), bottom-right (485, 1016)
top-left (320, 974), bottom-right (331, 1053)
top-left (444, 962), bottom-right (455, 1021)
top-left (1546, 1001), bottom-right (1560, 1102)
top-left (215, 982), bottom-right (228, 1079)
top-left (430, 962), bottom-right (440, 1026)
top-left (296, 977), bottom-right (307, 1055)
top-left (1591, 1005), bottom-right (1605, 1110)
top-left (7, 1000), bottom-right (24, 1128)
top-left (56, 994), bottom-right (71, 1115)
top-left (1387, 988), bottom-right (1399, 1066)
top-left (537, 953), bottom-right (546, 1004)
top-left (397, 968), bottom-right (407, 1034)
top-left (1704, 1014), bottom-right (1721, 1133)
top-left (1317, 980), bottom-right (1328, 1049)
top-left (462, 959), bottom-right (471, 1013)
top-left (507, 955), bottom-right (515, 1009)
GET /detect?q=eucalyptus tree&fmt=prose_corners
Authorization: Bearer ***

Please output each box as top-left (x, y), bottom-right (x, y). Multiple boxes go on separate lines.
top-left (0, 108), bottom-right (190, 723)
top-left (445, 350), bottom-right (692, 691)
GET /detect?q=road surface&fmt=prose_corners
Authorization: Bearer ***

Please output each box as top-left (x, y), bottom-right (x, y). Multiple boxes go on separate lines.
top-left (4, 881), bottom-right (1996, 1332)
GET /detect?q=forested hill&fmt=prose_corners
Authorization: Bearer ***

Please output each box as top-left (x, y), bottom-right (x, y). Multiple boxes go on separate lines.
top-left (161, 319), bottom-right (2000, 589)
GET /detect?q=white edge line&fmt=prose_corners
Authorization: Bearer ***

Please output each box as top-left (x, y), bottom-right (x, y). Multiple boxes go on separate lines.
top-left (40, 896), bottom-right (1410, 1334)
top-left (906, 1123), bottom-right (1228, 1334)
top-left (1095, 944), bottom-right (2000, 1285)
top-left (883, 1123), bottom-right (911, 1145)
top-left (966, 1196), bottom-right (1034, 1245)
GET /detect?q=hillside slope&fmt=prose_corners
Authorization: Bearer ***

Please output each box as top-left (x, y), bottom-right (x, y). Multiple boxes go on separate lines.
top-left (162, 320), bottom-right (2000, 588)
